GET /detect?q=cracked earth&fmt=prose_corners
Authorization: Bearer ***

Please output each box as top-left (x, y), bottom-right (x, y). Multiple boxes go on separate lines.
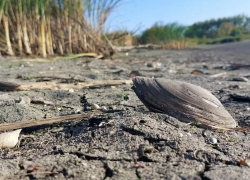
top-left (1, 40), bottom-right (250, 179)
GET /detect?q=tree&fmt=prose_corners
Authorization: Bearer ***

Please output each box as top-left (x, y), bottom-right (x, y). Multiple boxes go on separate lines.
top-left (185, 14), bottom-right (249, 39)
top-left (217, 22), bottom-right (235, 37)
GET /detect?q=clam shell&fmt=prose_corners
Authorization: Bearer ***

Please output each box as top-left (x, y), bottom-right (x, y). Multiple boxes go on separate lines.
top-left (132, 77), bottom-right (236, 129)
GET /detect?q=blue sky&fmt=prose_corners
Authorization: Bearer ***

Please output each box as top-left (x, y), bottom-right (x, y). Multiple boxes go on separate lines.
top-left (106, 0), bottom-right (250, 33)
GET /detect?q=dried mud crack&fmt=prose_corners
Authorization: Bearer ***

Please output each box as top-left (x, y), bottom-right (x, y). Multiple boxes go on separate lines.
top-left (1, 41), bottom-right (250, 179)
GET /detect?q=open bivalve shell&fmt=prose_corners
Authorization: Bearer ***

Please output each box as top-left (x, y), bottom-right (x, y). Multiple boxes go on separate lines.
top-left (132, 77), bottom-right (237, 129)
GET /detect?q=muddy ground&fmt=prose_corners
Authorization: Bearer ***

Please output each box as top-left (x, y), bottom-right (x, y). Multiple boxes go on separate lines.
top-left (1, 40), bottom-right (250, 180)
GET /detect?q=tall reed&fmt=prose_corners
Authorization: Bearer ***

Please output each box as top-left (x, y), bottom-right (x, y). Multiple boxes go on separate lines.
top-left (0, 0), bottom-right (121, 57)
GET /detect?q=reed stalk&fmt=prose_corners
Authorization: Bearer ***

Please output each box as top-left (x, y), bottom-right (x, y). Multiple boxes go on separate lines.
top-left (0, 0), bottom-right (121, 58)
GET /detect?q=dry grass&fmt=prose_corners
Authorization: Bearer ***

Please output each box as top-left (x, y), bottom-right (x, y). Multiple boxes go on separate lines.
top-left (0, 0), bottom-right (122, 58)
top-left (162, 39), bottom-right (189, 50)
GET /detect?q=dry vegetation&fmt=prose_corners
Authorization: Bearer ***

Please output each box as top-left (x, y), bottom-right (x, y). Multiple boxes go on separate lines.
top-left (0, 0), bottom-right (122, 58)
top-left (161, 39), bottom-right (188, 49)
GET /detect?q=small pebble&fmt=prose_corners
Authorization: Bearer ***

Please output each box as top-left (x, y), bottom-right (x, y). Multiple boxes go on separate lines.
top-left (91, 103), bottom-right (100, 110)
top-left (179, 133), bottom-right (183, 137)
top-left (31, 97), bottom-right (45, 104)
top-left (51, 127), bottom-right (64, 133)
top-left (209, 137), bottom-right (217, 144)
top-left (186, 132), bottom-right (192, 136)
top-left (74, 107), bottom-right (82, 113)
top-left (43, 100), bottom-right (54, 105)
top-left (156, 62), bottom-right (162, 67)
top-left (109, 130), bottom-right (116, 135)
top-left (19, 64), bottom-right (25, 69)
top-left (102, 106), bottom-right (108, 111)
top-left (18, 96), bottom-right (31, 105)
top-left (82, 162), bottom-right (88, 167)
top-left (99, 122), bottom-right (106, 127)
top-left (146, 63), bottom-right (153, 67)
top-left (202, 130), bottom-right (210, 137)
top-left (68, 89), bottom-right (74, 93)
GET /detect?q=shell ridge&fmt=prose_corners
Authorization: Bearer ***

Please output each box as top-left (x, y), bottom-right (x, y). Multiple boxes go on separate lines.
top-left (154, 78), bottom-right (233, 118)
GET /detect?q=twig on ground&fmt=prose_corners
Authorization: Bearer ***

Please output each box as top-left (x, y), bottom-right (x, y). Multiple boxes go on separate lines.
top-left (17, 75), bottom-right (86, 82)
top-left (15, 171), bottom-right (58, 178)
top-left (9, 53), bottom-right (103, 62)
top-left (0, 79), bottom-right (132, 91)
top-left (210, 72), bottom-right (227, 78)
top-left (0, 111), bottom-right (102, 132)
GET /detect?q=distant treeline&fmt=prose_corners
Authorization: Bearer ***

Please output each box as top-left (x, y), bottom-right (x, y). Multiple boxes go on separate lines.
top-left (108, 14), bottom-right (250, 49)
top-left (185, 14), bottom-right (250, 39)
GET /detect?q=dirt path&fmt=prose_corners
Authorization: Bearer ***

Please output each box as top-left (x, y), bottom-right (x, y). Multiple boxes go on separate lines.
top-left (0, 41), bottom-right (250, 179)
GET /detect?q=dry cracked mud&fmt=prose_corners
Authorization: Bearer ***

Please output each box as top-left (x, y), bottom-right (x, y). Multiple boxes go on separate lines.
top-left (1, 40), bottom-right (250, 179)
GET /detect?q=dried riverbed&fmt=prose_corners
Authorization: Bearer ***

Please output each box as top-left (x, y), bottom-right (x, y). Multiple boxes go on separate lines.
top-left (1, 40), bottom-right (250, 179)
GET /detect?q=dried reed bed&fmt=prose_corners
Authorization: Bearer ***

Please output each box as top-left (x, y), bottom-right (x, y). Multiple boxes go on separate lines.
top-left (162, 39), bottom-right (189, 50)
top-left (0, 0), bottom-right (121, 58)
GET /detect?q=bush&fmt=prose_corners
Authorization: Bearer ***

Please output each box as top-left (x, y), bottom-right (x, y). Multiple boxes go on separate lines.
top-left (104, 30), bottom-right (135, 46)
top-left (230, 28), bottom-right (242, 36)
top-left (207, 36), bottom-right (241, 44)
top-left (139, 22), bottom-right (187, 44)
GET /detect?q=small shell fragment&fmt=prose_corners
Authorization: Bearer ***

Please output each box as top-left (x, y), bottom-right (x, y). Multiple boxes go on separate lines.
top-left (132, 77), bottom-right (237, 129)
top-left (0, 129), bottom-right (22, 148)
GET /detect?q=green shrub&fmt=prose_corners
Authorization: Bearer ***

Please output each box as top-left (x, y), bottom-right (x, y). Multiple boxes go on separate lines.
top-left (230, 28), bottom-right (242, 36)
top-left (139, 22), bottom-right (187, 44)
top-left (207, 36), bottom-right (241, 44)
